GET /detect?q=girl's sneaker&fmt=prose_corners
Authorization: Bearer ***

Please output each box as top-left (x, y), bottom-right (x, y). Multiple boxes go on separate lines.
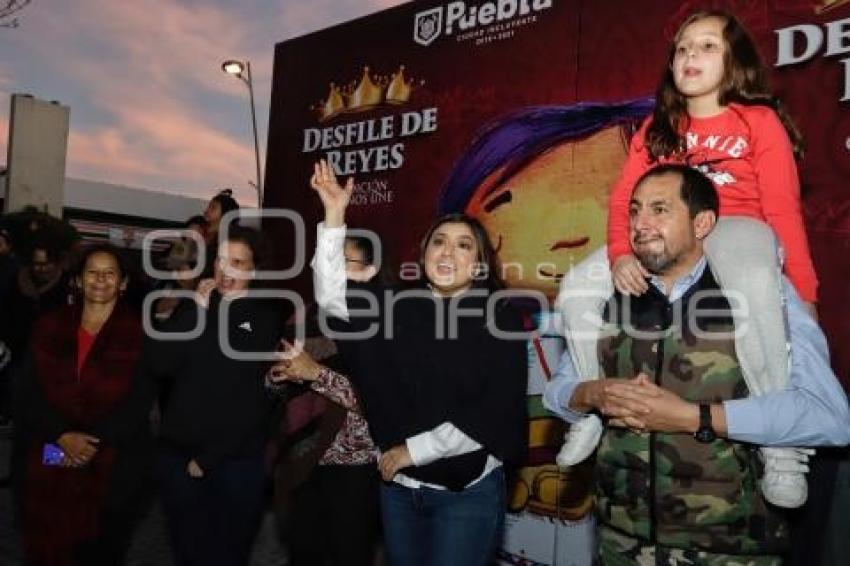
top-left (760, 446), bottom-right (814, 508)
top-left (556, 414), bottom-right (603, 468)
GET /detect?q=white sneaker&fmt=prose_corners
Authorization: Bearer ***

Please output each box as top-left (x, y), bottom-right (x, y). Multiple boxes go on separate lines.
top-left (760, 447), bottom-right (814, 508)
top-left (556, 414), bottom-right (603, 468)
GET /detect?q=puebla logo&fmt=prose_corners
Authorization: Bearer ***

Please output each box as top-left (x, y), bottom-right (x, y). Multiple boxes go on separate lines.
top-left (413, 1), bottom-right (553, 46)
top-left (414, 7), bottom-right (443, 46)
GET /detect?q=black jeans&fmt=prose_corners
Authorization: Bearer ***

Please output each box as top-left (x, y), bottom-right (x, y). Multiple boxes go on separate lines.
top-left (157, 450), bottom-right (267, 566)
top-left (284, 463), bottom-right (380, 566)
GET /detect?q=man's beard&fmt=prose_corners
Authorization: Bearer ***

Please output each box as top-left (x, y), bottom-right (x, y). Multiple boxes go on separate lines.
top-left (636, 250), bottom-right (672, 274)
top-left (634, 239), bottom-right (681, 275)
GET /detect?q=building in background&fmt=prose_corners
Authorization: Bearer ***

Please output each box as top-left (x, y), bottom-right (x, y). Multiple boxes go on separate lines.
top-left (1, 173), bottom-right (206, 251)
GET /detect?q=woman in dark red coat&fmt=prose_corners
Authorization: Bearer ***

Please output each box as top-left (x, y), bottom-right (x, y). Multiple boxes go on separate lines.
top-left (13, 244), bottom-right (153, 566)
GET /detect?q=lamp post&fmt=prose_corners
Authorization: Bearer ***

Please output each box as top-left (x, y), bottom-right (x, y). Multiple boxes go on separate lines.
top-left (222, 59), bottom-right (263, 207)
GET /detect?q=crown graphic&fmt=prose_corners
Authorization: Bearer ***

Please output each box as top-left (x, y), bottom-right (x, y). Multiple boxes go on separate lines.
top-left (321, 83), bottom-right (346, 120)
top-left (386, 66), bottom-right (415, 104)
top-left (313, 65), bottom-right (423, 122)
top-left (347, 66), bottom-right (384, 109)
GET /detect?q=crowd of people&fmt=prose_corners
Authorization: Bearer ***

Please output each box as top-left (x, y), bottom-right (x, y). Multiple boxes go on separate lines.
top-left (0, 8), bottom-right (849, 566)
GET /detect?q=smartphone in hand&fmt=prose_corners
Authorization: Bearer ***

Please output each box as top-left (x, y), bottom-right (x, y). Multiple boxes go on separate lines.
top-left (42, 443), bottom-right (65, 466)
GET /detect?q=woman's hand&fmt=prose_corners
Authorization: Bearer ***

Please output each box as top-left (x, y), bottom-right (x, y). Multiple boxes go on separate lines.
top-left (268, 340), bottom-right (323, 383)
top-left (187, 459), bottom-right (204, 478)
top-left (612, 253), bottom-right (650, 296)
top-left (310, 159), bottom-right (354, 228)
top-left (194, 278), bottom-right (216, 308)
top-left (346, 264), bottom-right (378, 282)
top-left (57, 432), bottom-right (99, 467)
top-left (379, 444), bottom-right (413, 482)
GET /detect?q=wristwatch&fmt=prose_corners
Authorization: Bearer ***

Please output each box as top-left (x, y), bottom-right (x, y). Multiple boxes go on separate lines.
top-left (694, 403), bottom-right (717, 443)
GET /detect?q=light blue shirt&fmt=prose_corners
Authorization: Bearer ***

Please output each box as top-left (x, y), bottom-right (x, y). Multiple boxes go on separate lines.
top-left (650, 255), bottom-right (707, 304)
top-left (543, 256), bottom-right (850, 447)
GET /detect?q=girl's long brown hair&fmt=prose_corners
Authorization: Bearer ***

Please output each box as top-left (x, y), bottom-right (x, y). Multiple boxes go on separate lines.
top-left (645, 10), bottom-right (804, 161)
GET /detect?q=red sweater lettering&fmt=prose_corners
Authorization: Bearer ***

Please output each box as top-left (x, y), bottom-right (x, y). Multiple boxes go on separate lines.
top-left (607, 103), bottom-right (818, 302)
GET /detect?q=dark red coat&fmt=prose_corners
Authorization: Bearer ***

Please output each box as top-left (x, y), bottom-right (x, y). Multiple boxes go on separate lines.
top-left (16, 302), bottom-right (152, 565)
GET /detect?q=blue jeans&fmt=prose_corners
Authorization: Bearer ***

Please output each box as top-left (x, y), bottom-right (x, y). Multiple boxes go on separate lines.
top-left (380, 467), bottom-right (505, 566)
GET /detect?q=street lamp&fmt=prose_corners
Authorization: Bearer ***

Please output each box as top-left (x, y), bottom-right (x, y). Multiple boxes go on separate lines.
top-left (221, 59), bottom-right (263, 207)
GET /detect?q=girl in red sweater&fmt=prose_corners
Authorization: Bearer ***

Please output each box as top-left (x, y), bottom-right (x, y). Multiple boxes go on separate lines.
top-left (556, 10), bottom-right (816, 508)
top-left (608, 11), bottom-right (816, 305)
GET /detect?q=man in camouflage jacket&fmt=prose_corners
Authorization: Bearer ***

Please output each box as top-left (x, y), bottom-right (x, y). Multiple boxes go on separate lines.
top-left (544, 164), bottom-right (850, 565)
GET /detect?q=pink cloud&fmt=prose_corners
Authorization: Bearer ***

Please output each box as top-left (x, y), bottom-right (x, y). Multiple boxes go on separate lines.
top-left (0, 69), bottom-right (11, 164)
top-left (0, 116), bottom-right (7, 167)
top-left (2, 0), bottom-right (407, 204)
top-left (67, 105), bottom-right (258, 205)
top-left (7, 0), bottom-right (270, 203)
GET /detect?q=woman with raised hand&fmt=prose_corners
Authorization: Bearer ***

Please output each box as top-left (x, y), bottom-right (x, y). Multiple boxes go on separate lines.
top-left (310, 159), bottom-right (528, 566)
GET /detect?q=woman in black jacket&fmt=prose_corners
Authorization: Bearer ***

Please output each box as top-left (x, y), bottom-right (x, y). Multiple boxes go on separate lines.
top-left (147, 225), bottom-right (282, 566)
top-left (310, 160), bottom-right (528, 566)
